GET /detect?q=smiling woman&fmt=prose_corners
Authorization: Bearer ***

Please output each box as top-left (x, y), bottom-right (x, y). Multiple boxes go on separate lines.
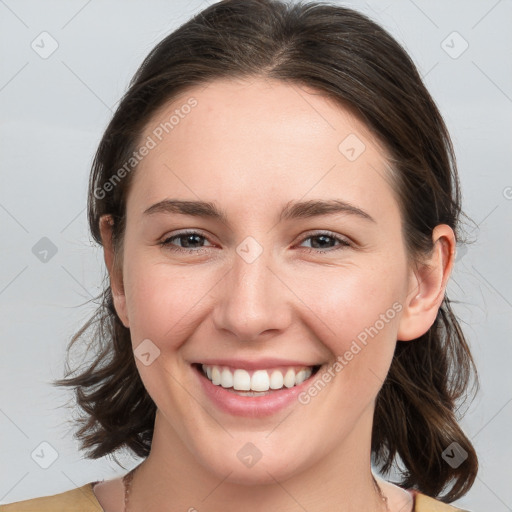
top-left (0, 1), bottom-right (479, 511)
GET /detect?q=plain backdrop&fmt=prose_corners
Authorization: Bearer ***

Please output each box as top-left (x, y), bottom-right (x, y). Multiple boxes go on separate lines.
top-left (0, 0), bottom-right (511, 509)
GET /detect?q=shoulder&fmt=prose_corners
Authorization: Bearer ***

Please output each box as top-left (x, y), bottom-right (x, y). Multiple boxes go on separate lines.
top-left (0, 483), bottom-right (103, 511)
top-left (413, 490), bottom-right (471, 512)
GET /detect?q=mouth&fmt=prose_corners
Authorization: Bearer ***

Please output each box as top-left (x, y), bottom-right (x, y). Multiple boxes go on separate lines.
top-left (191, 362), bottom-right (322, 396)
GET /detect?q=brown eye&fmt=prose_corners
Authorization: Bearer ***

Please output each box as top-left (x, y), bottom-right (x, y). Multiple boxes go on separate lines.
top-left (298, 232), bottom-right (351, 254)
top-left (160, 231), bottom-right (213, 253)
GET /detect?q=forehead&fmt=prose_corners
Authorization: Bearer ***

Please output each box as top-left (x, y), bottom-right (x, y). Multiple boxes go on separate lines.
top-left (128, 77), bottom-right (397, 220)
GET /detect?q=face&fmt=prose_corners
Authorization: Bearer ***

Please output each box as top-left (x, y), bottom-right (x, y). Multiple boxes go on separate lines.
top-left (107, 77), bottom-right (422, 484)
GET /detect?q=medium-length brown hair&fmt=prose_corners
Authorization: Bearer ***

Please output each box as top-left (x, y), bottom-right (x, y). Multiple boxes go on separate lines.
top-left (55, 0), bottom-right (479, 502)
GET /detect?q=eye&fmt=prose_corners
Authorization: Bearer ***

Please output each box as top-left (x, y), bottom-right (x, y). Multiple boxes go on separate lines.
top-left (297, 231), bottom-right (351, 254)
top-left (159, 230), bottom-right (351, 255)
top-left (159, 230), bottom-right (214, 253)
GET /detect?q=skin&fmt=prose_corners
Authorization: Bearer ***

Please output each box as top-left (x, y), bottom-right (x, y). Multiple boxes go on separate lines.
top-left (94, 77), bottom-right (455, 512)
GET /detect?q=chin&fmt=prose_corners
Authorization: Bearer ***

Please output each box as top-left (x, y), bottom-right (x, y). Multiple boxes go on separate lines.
top-left (214, 462), bottom-right (297, 486)
top-left (196, 442), bottom-right (309, 486)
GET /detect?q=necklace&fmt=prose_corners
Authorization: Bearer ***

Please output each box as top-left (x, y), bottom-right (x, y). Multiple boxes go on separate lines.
top-left (123, 467), bottom-right (135, 512)
top-left (373, 474), bottom-right (391, 512)
top-left (122, 467), bottom-right (389, 512)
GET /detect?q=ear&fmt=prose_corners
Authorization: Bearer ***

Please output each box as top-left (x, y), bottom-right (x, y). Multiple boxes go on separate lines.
top-left (397, 224), bottom-right (456, 341)
top-left (99, 214), bottom-right (130, 328)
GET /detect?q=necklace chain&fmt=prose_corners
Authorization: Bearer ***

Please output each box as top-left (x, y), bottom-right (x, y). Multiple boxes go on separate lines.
top-left (123, 466), bottom-right (389, 512)
top-left (123, 467), bottom-right (135, 512)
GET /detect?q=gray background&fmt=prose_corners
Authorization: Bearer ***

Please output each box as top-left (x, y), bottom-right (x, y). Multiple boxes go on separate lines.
top-left (0, 0), bottom-right (511, 509)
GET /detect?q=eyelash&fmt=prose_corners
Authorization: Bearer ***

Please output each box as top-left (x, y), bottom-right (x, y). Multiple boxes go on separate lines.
top-left (159, 230), bottom-right (351, 255)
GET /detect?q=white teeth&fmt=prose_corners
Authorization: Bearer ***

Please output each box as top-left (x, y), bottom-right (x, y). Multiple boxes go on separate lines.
top-left (295, 369), bottom-right (308, 385)
top-left (211, 366), bottom-right (221, 385)
top-left (251, 370), bottom-right (269, 392)
top-left (220, 368), bottom-right (233, 388)
top-left (283, 368), bottom-right (296, 388)
top-left (233, 369), bottom-right (251, 390)
top-left (269, 370), bottom-right (284, 389)
top-left (199, 364), bottom-right (314, 391)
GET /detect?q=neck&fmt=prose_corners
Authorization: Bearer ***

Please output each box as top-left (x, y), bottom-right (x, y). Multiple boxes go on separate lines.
top-left (128, 407), bottom-right (387, 512)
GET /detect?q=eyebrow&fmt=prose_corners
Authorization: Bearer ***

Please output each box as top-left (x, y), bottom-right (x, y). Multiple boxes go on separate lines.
top-left (143, 199), bottom-right (375, 223)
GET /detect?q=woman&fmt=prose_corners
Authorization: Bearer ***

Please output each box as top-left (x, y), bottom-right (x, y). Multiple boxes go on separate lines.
top-left (1, 0), bottom-right (478, 510)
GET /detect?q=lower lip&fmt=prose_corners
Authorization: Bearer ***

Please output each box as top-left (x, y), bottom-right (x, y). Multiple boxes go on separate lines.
top-left (192, 364), bottom-right (320, 417)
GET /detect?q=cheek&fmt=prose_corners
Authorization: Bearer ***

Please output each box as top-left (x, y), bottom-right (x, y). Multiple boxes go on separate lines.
top-left (294, 276), bottom-right (402, 423)
top-left (290, 258), bottom-right (406, 399)
top-left (299, 263), bottom-right (404, 342)
top-left (122, 252), bottom-right (212, 345)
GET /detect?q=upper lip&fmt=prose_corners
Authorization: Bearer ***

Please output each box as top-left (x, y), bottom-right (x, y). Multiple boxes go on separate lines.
top-left (193, 358), bottom-right (322, 371)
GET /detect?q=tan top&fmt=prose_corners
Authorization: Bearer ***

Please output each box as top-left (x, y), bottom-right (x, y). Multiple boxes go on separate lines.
top-left (0, 483), bottom-right (468, 511)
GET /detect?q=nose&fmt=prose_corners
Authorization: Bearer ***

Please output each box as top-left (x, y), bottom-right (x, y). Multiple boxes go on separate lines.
top-left (212, 241), bottom-right (293, 342)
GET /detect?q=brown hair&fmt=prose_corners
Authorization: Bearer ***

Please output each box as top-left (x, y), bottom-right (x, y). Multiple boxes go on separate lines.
top-left (54, 0), bottom-right (479, 502)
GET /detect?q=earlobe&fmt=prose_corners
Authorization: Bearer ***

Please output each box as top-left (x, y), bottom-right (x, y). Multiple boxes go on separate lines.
top-left (397, 225), bottom-right (455, 341)
top-left (99, 214), bottom-right (130, 328)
